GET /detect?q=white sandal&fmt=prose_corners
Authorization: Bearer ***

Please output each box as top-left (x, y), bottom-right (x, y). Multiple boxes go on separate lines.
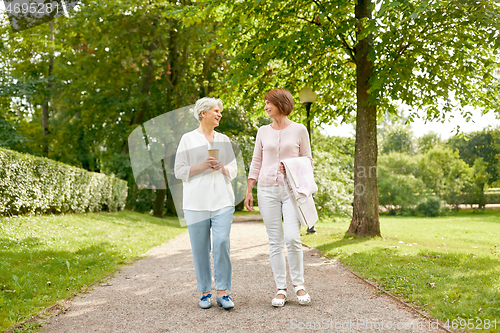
top-left (272, 290), bottom-right (287, 307)
top-left (294, 285), bottom-right (311, 305)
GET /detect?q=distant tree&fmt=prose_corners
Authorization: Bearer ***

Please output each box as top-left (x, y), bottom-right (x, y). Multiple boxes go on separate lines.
top-left (0, 16), bottom-right (58, 157)
top-left (447, 128), bottom-right (500, 183)
top-left (469, 158), bottom-right (488, 209)
top-left (313, 132), bottom-right (355, 173)
top-left (417, 131), bottom-right (444, 154)
top-left (314, 150), bottom-right (354, 218)
top-left (447, 128), bottom-right (500, 208)
top-left (416, 147), bottom-right (473, 209)
top-left (0, 97), bottom-right (31, 152)
top-left (378, 152), bottom-right (425, 213)
top-left (380, 125), bottom-right (415, 155)
top-left (313, 133), bottom-right (355, 218)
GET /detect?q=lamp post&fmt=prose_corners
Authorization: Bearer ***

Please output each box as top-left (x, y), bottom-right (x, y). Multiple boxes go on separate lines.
top-left (299, 87), bottom-right (317, 145)
top-left (299, 87), bottom-right (317, 234)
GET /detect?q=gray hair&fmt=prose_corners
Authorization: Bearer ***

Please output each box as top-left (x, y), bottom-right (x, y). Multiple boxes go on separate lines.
top-left (193, 97), bottom-right (223, 122)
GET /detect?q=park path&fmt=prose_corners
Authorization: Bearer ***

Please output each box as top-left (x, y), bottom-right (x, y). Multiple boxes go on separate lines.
top-left (41, 216), bottom-right (446, 333)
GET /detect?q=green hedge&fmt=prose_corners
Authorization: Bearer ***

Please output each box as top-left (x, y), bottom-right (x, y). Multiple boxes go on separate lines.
top-left (0, 148), bottom-right (127, 216)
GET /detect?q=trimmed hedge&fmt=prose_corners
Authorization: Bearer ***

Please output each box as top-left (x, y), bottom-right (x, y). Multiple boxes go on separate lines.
top-left (0, 148), bottom-right (127, 216)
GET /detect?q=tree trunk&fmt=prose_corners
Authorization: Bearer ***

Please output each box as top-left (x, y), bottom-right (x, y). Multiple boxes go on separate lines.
top-left (153, 189), bottom-right (166, 218)
top-left (41, 21), bottom-right (55, 157)
top-left (478, 183), bottom-right (486, 210)
top-left (165, 186), bottom-right (177, 215)
top-left (347, 0), bottom-right (381, 237)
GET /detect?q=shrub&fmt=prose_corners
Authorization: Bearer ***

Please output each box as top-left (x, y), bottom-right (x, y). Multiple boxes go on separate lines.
top-left (416, 196), bottom-right (442, 217)
top-left (0, 147), bottom-right (127, 216)
top-left (378, 153), bottom-right (426, 212)
top-left (313, 151), bottom-right (353, 218)
top-left (416, 147), bottom-right (473, 209)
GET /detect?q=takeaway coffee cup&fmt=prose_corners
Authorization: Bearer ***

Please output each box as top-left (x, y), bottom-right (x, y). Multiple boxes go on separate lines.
top-left (208, 148), bottom-right (219, 161)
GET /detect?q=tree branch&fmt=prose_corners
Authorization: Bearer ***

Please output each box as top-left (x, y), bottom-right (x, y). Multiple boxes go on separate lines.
top-left (392, 1), bottom-right (456, 63)
top-left (393, 23), bottom-right (432, 63)
top-left (311, 0), bottom-right (356, 63)
top-left (296, 16), bottom-right (321, 26)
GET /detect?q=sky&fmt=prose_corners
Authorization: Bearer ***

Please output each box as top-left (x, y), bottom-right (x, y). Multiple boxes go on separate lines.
top-left (321, 107), bottom-right (500, 139)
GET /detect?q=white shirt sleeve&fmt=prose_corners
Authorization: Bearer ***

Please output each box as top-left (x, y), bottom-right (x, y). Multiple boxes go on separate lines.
top-left (226, 143), bottom-right (238, 181)
top-left (174, 135), bottom-right (191, 182)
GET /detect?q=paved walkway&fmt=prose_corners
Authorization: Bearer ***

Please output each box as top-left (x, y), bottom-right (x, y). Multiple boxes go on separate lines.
top-left (41, 216), bottom-right (445, 333)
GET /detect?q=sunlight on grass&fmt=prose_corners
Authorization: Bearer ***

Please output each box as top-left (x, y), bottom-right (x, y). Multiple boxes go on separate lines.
top-left (302, 210), bottom-right (500, 333)
top-left (0, 210), bottom-right (186, 332)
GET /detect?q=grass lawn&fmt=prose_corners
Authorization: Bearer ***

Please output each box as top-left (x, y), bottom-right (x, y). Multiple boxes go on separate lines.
top-left (0, 210), bottom-right (186, 332)
top-left (233, 206), bottom-right (260, 216)
top-left (302, 209), bottom-right (500, 333)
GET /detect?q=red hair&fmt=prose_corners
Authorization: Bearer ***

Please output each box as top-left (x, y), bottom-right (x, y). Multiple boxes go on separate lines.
top-left (264, 88), bottom-right (294, 116)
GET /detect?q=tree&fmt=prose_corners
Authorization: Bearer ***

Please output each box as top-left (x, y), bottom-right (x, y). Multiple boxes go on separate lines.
top-left (59, 0), bottom-right (227, 217)
top-left (417, 131), bottom-right (444, 153)
top-left (470, 157), bottom-right (488, 209)
top-left (380, 125), bottom-right (415, 155)
top-left (378, 152), bottom-right (425, 212)
top-left (313, 133), bottom-right (355, 218)
top-left (313, 150), bottom-right (354, 218)
top-left (447, 128), bottom-right (500, 206)
top-left (0, 0), bottom-right (228, 217)
top-left (416, 147), bottom-right (473, 209)
top-left (447, 128), bottom-right (500, 182)
top-left (192, 0), bottom-right (500, 237)
top-left (0, 14), bottom-right (59, 158)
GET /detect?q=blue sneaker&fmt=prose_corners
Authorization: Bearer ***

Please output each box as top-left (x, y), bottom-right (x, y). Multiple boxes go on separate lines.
top-left (199, 294), bottom-right (212, 309)
top-left (216, 294), bottom-right (234, 310)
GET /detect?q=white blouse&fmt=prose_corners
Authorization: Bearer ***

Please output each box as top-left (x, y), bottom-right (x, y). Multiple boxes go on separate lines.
top-left (174, 129), bottom-right (237, 211)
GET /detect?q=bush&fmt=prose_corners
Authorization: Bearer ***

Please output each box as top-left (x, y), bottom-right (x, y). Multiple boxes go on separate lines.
top-left (313, 151), bottom-right (353, 218)
top-left (378, 153), bottom-right (426, 212)
top-left (416, 147), bottom-right (473, 208)
top-left (416, 196), bottom-right (442, 217)
top-left (439, 205), bottom-right (451, 216)
top-left (0, 147), bottom-right (127, 216)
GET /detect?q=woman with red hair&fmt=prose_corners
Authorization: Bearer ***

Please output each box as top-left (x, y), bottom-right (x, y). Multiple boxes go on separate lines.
top-left (244, 88), bottom-right (313, 307)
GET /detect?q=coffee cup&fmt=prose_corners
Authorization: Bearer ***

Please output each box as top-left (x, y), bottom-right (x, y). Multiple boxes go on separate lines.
top-left (208, 148), bottom-right (219, 161)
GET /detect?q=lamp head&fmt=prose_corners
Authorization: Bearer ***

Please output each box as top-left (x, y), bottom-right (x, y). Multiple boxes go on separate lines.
top-left (299, 87), bottom-right (317, 104)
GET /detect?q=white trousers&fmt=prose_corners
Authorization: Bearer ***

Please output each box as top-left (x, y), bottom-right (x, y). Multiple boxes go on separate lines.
top-left (257, 185), bottom-right (304, 289)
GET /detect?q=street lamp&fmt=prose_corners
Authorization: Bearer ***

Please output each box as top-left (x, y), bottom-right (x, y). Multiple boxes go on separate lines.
top-left (299, 87), bottom-right (317, 145)
top-left (299, 87), bottom-right (317, 235)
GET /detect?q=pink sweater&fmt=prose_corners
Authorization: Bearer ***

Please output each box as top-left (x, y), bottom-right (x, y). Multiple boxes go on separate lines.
top-left (249, 122), bottom-right (313, 187)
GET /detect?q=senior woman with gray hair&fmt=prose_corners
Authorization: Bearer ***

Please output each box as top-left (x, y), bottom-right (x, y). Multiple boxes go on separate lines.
top-left (174, 97), bottom-right (237, 310)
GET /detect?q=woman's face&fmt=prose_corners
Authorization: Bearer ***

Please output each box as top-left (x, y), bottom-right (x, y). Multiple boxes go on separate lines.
top-left (264, 100), bottom-right (280, 119)
top-left (201, 104), bottom-right (222, 128)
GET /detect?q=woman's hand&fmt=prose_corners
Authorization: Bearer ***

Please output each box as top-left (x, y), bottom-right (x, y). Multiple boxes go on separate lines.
top-left (189, 157), bottom-right (217, 178)
top-left (212, 160), bottom-right (224, 171)
top-left (244, 192), bottom-right (254, 212)
top-left (244, 179), bottom-right (256, 212)
top-left (204, 157), bottom-right (217, 170)
top-left (279, 162), bottom-right (286, 175)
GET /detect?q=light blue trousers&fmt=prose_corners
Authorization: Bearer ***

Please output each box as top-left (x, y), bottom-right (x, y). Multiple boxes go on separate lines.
top-left (184, 206), bottom-right (234, 293)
